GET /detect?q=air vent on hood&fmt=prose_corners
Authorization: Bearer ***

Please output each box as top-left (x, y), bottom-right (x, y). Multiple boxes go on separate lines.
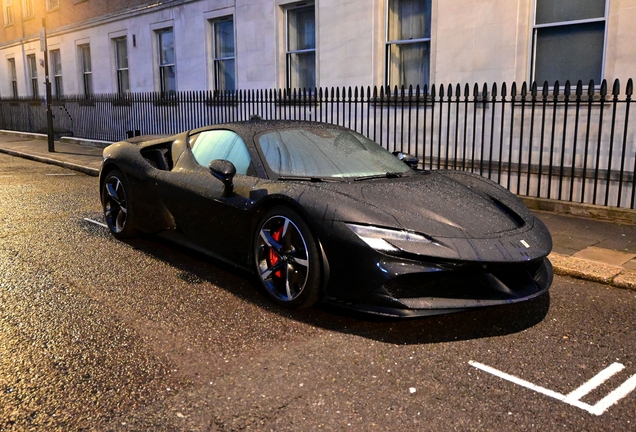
top-left (489, 197), bottom-right (525, 228)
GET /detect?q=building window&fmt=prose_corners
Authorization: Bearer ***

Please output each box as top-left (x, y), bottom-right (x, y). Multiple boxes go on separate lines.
top-left (157, 28), bottom-right (176, 94)
top-left (78, 44), bottom-right (93, 96)
top-left (285, 4), bottom-right (315, 90)
top-left (114, 37), bottom-right (130, 95)
top-left (532, 0), bottom-right (607, 84)
top-left (386, 0), bottom-right (431, 89)
top-left (212, 17), bottom-right (235, 92)
top-left (27, 54), bottom-right (38, 97)
top-left (47, 0), bottom-right (59, 10)
top-left (3, 0), bottom-right (13, 25)
top-left (50, 49), bottom-right (62, 97)
top-left (8, 58), bottom-right (17, 97)
top-left (22, 0), bottom-right (33, 18)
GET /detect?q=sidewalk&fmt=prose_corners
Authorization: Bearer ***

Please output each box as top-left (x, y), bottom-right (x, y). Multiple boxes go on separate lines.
top-left (1, 130), bottom-right (635, 292)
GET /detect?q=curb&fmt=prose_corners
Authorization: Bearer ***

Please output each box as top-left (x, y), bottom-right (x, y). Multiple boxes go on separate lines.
top-left (549, 252), bottom-right (636, 291)
top-left (0, 147), bottom-right (99, 176)
top-left (60, 136), bottom-right (112, 149)
top-left (521, 196), bottom-right (636, 226)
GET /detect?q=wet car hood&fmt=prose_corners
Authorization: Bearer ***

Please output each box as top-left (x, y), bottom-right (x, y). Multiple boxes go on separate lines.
top-left (306, 171), bottom-right (535, 240)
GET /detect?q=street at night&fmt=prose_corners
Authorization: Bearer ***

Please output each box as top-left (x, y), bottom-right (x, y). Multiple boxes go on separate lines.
top-left (1, 153), bottom-right (635, 430)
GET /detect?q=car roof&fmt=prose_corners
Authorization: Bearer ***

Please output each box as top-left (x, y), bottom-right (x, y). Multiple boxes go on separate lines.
top-left (189, 119), bottom-right (351, 137)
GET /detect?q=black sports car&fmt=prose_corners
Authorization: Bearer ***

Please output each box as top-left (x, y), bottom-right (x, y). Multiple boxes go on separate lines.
top-left (99, 119), bottom-right (553, 317)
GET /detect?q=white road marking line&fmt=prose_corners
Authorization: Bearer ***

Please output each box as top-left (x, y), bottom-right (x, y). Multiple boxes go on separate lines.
top-left (590, 373), bottom-right (636, 416)
top-left (469, 360), bottom-right (636, 416)
top-left (45, 173), bottom-right (76, 176)
top-left (469, 361), bottom-right (566, 400)
top-left (83, 218), bottom-right (108, 228)
top-left (565, 362), bottom-right (625, 402)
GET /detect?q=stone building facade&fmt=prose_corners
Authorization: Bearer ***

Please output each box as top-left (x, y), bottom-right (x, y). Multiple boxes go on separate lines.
top-left (0, 0), bottom-right (634, 97)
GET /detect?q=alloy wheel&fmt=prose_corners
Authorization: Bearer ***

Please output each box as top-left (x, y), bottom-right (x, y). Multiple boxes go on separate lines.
top-left (255, 215), bottom-right (310, 302)
top-left (104, 175), bottom-right (128, 234)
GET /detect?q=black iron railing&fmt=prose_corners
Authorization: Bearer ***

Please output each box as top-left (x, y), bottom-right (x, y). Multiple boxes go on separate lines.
top-left (0, 79), bottom-right (634, 209)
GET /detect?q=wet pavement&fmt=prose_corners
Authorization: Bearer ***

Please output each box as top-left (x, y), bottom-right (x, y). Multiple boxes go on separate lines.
top-left (0, 153), bottom-right (636, 431)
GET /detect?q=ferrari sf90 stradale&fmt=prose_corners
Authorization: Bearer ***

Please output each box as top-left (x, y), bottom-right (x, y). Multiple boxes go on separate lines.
top-left (100, 119), bottom-right (552, 317)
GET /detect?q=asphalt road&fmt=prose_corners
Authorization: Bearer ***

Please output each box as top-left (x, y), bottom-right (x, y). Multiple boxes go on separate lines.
top-left (1, 153), bottom-right (635, 431)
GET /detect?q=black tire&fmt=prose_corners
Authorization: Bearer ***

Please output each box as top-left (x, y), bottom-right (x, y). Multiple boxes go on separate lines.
top-left (102, 169), bottom-right (137, 239)
top-left (253, 206), bottom-right (322, 308)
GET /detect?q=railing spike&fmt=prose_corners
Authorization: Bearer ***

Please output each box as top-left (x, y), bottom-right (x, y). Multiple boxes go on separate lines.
top-left (600, 79), bottom-right (607, 96)
top-left (576, 80), bottom-right (583, 97)
top-left (612, 78), bottom-right (620, 96)
top-left (491, 82), bottom-right (498, 98)
top-left (501, 82), bottom-right (507, 97)
top-left (627, 78), bottom-right (633, 97)
top-left (564, 80), bottom-right (571, 97)
top-left (588, 80), bottom-right (595, 96)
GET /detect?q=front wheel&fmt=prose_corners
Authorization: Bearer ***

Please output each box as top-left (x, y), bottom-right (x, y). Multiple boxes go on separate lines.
top-left (253, 206), bottom-right (322, 308)
top-left (102, 169), bottom-right (136, 239)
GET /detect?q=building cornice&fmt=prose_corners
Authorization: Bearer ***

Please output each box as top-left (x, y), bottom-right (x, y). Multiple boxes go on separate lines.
top-left (0, 0), bottom-right (199, 50)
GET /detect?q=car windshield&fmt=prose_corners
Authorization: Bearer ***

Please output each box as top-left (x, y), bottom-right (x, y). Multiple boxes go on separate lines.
top-left (257, 128), bottom-right (411, 179)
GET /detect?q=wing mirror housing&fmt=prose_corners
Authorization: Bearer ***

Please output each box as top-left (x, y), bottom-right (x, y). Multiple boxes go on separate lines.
top-left (393, 151), bottom-right (420, 170)
top-left (209, 159), bottom-right (236, 197)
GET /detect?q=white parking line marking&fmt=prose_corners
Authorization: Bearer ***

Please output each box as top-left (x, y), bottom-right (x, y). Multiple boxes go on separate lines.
top-left (565, 362), bottom-right (625, 402)
top-left (591, 373), bottom-right (636, 416)
top-left (83, 218), bottom-right (108, 228)
top-left (469, 360), bottom-right (636, 416)
top-left (45, 173), bottom-right (76, 176)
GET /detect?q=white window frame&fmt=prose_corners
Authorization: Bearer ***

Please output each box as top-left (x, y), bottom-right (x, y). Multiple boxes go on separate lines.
top-left (156, 27), bottom-right (176, 94)
top-left (211, 16), bottom-right (236, 92)
top-left (284, 2), bottom-right (316, 91)
top-left (50, 49), bottom-right (62, 97)
top-left (78, 43), bottom-right (92, 96)
top-left (113, 37), bottom-right (130, 95)
top-left (530, 0), bottom-right (608, 85)
top-left (22, 0), bottom-right (33, 19)
top-left (3, 0), bottom-right (13, 26)
top-left (8, 57), bottom-right (18, 97)
top-left (47, 0), bottom-right (59, 11)
top-left (26, 54), bottom-right (38, 97)
top-left (385, 0), bottom-right (432, 90)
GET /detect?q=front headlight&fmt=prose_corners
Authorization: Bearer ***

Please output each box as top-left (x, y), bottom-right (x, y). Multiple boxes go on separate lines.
top-left (346, 223), bottom-right (431, 252)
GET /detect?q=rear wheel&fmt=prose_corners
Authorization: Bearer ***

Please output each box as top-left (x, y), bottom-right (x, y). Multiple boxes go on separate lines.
top-left (102, 169), bottom-right (136, 239)
top-left (254, 206), bottom-right (321, 308)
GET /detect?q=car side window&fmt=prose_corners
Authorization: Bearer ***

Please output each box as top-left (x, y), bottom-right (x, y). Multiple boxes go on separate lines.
top-left (191, 130), bottom-right (252, 175)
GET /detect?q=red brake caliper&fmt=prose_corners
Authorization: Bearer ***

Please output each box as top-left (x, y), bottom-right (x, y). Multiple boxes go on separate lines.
top-left (268, 225), bottom-right (284, 278)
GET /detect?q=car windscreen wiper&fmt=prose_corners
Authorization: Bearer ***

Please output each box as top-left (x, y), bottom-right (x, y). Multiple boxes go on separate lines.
top-left (276, 175), bottom-right (340, 182)
top-left (353, 172), bottom-right (404, 181)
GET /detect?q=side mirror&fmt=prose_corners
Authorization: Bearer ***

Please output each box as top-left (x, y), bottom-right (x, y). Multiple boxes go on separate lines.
top-left (209, 159), bottom-right (236, 197)
top-left (392, 151), bottom-right (419, 170)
